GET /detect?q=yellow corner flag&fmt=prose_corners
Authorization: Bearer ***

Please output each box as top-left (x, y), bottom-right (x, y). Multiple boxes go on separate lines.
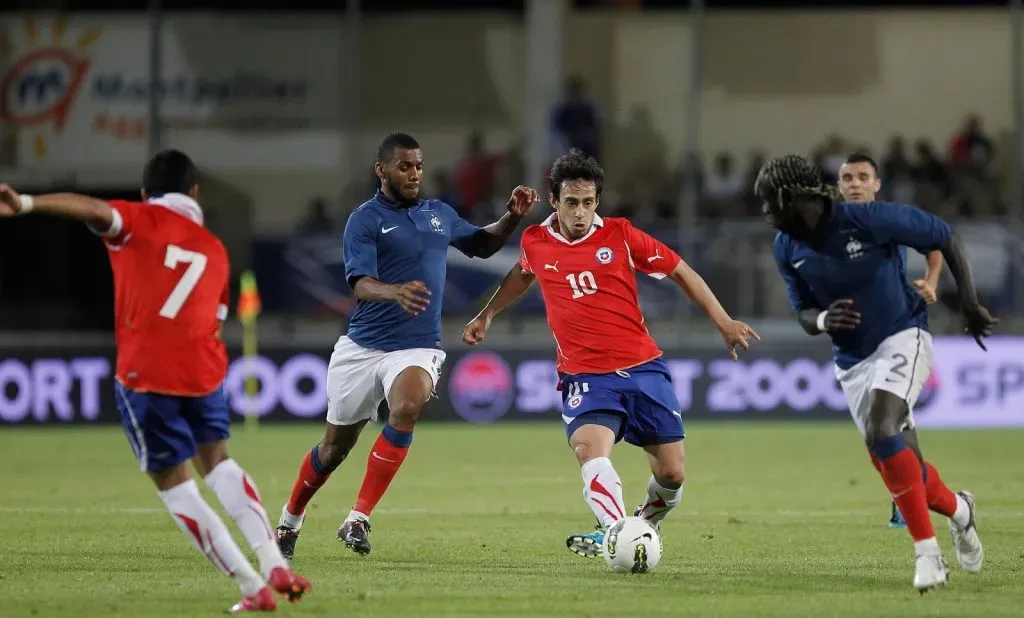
top-left (238, 271), bottom-right (262, 430)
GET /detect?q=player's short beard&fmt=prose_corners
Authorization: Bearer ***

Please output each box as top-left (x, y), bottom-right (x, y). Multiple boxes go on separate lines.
top-left (384, 175), bottom-right (419, 206)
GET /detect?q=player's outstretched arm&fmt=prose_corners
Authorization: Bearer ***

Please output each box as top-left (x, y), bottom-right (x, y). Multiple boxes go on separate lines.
top-left (938, 229), bottom-right (998, 348)
top-left (0, 185), bottom-right (115, 232)
top-left (463, 264), bottom-right (536, 345)
top-left (467, 186), bottom-right (539, 258)
top-left (668, 260), bottom-right (759, 360)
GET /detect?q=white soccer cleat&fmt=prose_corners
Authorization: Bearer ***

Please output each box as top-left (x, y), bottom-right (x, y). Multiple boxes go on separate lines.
top-left (948, 490), bottom-right (984, 574)
top-left (913, 553), bottom-right (950, 594)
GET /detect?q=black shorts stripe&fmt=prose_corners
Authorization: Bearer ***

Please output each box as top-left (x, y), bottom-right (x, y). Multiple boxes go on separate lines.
top-left (904, 327), bottom-right (923, 401)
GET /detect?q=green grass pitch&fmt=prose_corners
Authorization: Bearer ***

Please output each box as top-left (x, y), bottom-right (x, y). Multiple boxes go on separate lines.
top-left (0, 422), bottom-right (1021, 617)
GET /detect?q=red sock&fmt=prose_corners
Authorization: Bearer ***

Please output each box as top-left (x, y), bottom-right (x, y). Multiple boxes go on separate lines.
top-left (923, 461), bottom-right (958, 517)
top-left (868, 452), bottom-right (883, 473)
top-left (285, 446), bottom-right (332, 517)
top-left (875, 447), bottom-right (935, 541)
top-left (352, 426), bottom-right (411, 517)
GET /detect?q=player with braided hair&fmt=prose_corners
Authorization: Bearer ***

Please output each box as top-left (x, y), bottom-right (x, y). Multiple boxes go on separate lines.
top-left (837, 152), bottom-right (946, 530)
top-left (759, 154), bottom-right (996, 593)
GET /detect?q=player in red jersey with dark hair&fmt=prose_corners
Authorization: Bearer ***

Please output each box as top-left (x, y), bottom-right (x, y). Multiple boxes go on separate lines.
top-left (463, 149), bottom-right (759, 557)
top-left (0, 150), bottom-right (310, 613)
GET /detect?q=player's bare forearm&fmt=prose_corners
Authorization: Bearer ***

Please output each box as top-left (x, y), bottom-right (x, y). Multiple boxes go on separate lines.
top-left (352, 277), bottom-right (398, 303)
top-left (478, 264), bottom-right (535, 318)
top-left (925, 250), bottom-right (944, 289)
top-left (939, 230), bottom-right (980, 308)
top-left (30, 193), bottom-right (114, 231)
top-left (797, 307), bottom-right (825, 336)
top-left (668, 260), bottom-right (732, 329)
top-left (472, 212), bottom-right (525, 258)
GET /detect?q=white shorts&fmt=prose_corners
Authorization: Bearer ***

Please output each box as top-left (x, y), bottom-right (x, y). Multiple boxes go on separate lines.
top-left (325, 336), bottom-right (446, 426)
top-left (834, 327), bottom-right (933, 438)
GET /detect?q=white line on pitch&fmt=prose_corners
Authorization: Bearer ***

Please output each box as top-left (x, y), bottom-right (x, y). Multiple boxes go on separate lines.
top-left (1, 506), bottom-right (1022, 518)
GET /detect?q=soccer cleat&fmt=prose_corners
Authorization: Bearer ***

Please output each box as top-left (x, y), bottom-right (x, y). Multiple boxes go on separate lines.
top-left (267, 566), bottom-right (311, 603)
top-left (276, 526), bottom-right (301, 563)
top-left (229, 586), bottom-right (277, 613)
top-left (633, 505), bottom-right (661, 533)
top-left (338, 517), bottom-right (372, 555)
top-left (565, 523), bottom-right (605, 558)
top-left (948, 490), bottom-right (984, 574)
top-left (889, 501), bottom-right (907, 528)
top-left (913, 553), bottom-right (950, 594)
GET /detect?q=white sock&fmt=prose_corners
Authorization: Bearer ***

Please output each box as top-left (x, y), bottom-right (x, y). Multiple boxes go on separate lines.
top-left (951, 494), bottom-right (971, 529)
top-left (205, 459), bottom-right (288, 579)
top-left (580, 457), bottom-right (626, 529)
top-left (914, 537), bottom-right (941, 557)
top-left (159, 479), bottom-right (264, 596)
top-left (346, 509), bottom-right (369, 523)
top-left (279, 506), bottom-right (304, 530)
top-left (639, 475), bottom-right (683, 524)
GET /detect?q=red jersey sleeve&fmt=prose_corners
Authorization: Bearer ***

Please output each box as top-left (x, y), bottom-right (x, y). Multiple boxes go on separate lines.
top-left (89, 200), bottom-right (142, 248)
top-left (623, 220), bottom-right (681, 279)
top-left (518, 227), bottom-right (539, 274)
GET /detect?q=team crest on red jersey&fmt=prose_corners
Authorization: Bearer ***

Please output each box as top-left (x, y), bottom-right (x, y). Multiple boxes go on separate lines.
top-left (595, 247), bottom-right (614, 264)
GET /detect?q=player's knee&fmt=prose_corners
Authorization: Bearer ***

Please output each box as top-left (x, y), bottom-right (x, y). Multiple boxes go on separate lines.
top-left (656, 467), bottom-right (685, 489)
top-left (387, 398), bottom-right (424, 430)
top-left (864, 395), bottom-right (906, 445)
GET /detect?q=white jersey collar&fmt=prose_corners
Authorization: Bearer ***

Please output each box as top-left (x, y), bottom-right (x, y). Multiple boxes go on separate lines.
top-left (542, 213), bottom-right (603, 245)
top-left (147, 192), bottom-right (204, 225)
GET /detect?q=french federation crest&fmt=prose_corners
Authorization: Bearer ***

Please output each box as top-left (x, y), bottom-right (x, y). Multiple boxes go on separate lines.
top-left (430, 214), bottom-right (444, 232)
top-left (595, 247), bottom-right (614, 264)
top-left (845, 237), bottom-right (863, 259)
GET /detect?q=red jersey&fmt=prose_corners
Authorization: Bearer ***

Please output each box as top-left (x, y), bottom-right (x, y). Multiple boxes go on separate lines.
top-left (519, 214), bottom-right (681, 375)
top-left (95, 197), bottom-right (230, 396)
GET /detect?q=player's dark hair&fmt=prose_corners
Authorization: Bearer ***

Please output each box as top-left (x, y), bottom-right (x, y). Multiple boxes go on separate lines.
top-left (755, 154), bottom-right (838, 211)
top-left (843, 152), bottom-right (879, 175)
top-left (549, 148), bottom-right (604, 201)
top-left (755, 155), bottom-right (841, 236)
top-left (377, 132), bottom-right (420, 164)
top-left (142, 149), bottom-right (198, 196)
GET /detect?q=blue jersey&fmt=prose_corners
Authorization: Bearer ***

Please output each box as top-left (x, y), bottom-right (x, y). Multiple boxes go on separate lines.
top-left (773, 201), bottom-right (952, 369)
top-left (343, 191), bottom-right (482, 351)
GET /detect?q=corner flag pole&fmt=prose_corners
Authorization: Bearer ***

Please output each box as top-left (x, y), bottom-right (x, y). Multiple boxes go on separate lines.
top-left (238, 270), bottom-right (262, 431)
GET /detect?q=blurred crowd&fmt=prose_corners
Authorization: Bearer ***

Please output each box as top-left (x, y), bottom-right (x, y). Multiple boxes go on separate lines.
top-left (296, 78), bottom-right (1006, 237)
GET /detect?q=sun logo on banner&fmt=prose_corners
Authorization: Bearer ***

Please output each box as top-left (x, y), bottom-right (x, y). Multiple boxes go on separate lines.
top-left (0, 17), bottom-right (101, 160)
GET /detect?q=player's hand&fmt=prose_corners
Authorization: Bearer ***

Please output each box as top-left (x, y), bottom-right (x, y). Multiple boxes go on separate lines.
top-left (392, 280), bottom-right (431, 315)
top-left (962, 302), bottom-right (998, 350)
top-left (506, 185), bottom-right (540, 217)
top-left (462, 313), bottom-right (492, 346)
top-left (0, 184), bottom-right (24, 217)
top-left (822, 299), bottom-right (861, 331)
top-left (719, 319), bottom-right (760, 361)
top-left (913, 279), bottom-right (938, 305)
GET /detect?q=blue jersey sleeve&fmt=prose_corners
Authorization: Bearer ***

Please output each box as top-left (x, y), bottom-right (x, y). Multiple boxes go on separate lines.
top-left (440, 201), bottom-right (484, 257)
top-left (848, 201), bottom-right (952, 253)
top-left (772, 234), bottom-right (818, 312)
top-left (342, 209), bottom-right (379, 289)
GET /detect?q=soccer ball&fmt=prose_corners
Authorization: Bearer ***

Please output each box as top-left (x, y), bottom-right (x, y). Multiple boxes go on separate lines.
top-left (602, 516), bottom-right (662, 573)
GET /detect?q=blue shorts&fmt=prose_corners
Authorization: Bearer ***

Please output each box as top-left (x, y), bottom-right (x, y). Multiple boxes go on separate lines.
top-left (560, 358), bottom-right (684, 447)
top-left (115, 381), bottom-right (231, 473)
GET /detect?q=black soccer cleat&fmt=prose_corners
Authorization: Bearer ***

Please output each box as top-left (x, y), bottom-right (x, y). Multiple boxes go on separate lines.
top-left (338, 518), bottom-right (372, 555)
top-left (276, 526), bottom-right (301, 563)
